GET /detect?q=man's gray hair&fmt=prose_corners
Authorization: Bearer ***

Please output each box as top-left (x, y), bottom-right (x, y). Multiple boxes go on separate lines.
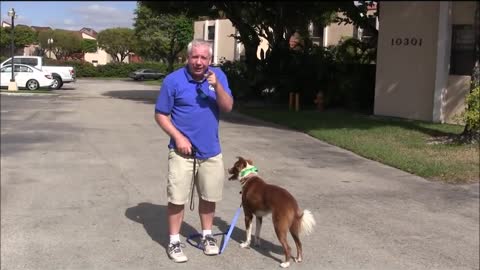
top-left (187, 39), bottom-right (213, 58)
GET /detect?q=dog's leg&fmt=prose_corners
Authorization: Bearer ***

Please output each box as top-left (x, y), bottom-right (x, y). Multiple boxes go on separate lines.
top-left (290, 225), bottom-right (303, 263)
top-left (254, 216), bottom-right (262, 247)
top-left (274, 218), bottom-right (292, 268)
top-left (240, 212), bottom-right (253, 248)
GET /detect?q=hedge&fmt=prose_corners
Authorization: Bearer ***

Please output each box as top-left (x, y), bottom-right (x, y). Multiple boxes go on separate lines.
top-left (43, 59), bottom-right (176, 78)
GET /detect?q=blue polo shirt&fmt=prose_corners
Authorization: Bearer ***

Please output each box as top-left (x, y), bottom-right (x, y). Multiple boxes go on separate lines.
top-left (155, 66), bottom-right (232, 159)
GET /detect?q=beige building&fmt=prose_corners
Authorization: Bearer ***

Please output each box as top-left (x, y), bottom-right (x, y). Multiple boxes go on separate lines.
top-left (320, 7), bottom-right (378, 47)
top-left (195, 2), bottom-right (475, 124)
top-left (193, 9), bottom-right (378, 63)
top-left (80, 30), bottom-right (129, 66)
top-left (193, 19), bottom-right (281, 63)
top-left (374, 1), bottom-right (476, 124)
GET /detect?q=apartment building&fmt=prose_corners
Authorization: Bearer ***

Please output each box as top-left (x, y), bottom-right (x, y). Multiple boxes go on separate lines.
top-left (193, 6), bottom-right (378, 64)
top-left (374, 1), bottom-right (476, 123)
top-left (194, 2), bottom-right (476, 124)
top-left (193, 19), bottom-right (263, 64)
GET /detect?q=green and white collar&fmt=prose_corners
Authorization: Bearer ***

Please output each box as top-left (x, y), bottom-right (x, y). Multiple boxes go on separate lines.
top-left (239, 164), bottom-right (258, 178)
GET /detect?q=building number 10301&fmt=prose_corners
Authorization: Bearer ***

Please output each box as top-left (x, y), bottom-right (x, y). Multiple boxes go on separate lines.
top-left (391, 38), bottom-right (423, 46)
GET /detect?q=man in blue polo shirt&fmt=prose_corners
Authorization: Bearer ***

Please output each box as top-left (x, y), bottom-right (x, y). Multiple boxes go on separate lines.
top-left (154, 39), bottom-right (234, 263)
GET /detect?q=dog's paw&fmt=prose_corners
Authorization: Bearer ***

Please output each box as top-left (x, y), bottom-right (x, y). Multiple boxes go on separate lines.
top-left (280, 261), bottom-right (290, 268)
top-left (294, 257), bottom-right (302, 263)
top-left (253, 239), bottom-right (261, 247)
top-left (240, 241), bottom-right (250, 248)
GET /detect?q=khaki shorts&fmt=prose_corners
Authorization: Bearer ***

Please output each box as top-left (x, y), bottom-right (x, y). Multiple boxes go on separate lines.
top-left (167, 149), bottom-right (225, 205)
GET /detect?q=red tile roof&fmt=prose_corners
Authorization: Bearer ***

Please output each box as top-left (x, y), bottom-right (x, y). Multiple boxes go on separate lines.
top-left (31, 26), bottom-right (52, 32)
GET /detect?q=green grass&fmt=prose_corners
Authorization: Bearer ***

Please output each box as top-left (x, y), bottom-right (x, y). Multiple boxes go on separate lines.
top-left (80, 77), bottom-right (127, 80)
top-left (0, 88), bottom-right (54, 94)
top-left (237, 107), bottom-right (479, 184)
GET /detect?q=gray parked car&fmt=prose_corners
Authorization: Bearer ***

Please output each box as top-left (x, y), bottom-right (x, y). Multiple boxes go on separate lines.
top-left (129, 69), bottom-right (164, 81)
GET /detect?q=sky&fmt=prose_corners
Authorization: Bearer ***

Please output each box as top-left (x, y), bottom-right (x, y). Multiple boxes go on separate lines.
top-left (1, 1), bottom-right (138, 32)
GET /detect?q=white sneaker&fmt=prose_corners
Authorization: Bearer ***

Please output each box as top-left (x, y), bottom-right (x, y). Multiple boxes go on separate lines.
top-left (167, 242), bottom-right (188, 263)
top-left (202, 235), bottom-right (219, 255)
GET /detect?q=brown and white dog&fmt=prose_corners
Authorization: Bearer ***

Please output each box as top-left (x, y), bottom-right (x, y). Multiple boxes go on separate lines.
top-left (228, 157), bottom-right (316, 268)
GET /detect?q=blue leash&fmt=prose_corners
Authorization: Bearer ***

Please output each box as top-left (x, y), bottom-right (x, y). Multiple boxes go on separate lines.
top-left (186, 205), bottom-right (243, 254)
top-left (220, 205), bottom-right (242, 254)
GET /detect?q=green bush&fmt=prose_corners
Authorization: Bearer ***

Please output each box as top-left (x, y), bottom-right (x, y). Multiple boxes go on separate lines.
top-left (219, 59), bottom-right (252, 101)
top-left (217, 44), bottom-right (376, 113)
top-left (332, 37), bottom-right (376, 64)
top-left (43, 59), bottom-right (170, 78)
top-left (330, 63), bottom-right (376, 113)
top-left (97, 62), bottom-right (169, 77)
top-left (462, 86), bottom-right (480, 132)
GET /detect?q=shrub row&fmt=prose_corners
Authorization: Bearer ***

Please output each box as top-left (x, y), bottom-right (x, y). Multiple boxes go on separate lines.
top-left (43, 59), bottom-right (179, 78)
top-left (221, 44), bottom-right (376, 113)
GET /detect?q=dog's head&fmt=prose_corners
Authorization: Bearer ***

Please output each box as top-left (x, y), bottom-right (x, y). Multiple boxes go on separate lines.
top-left (228, 156), bottom-right (254, 181)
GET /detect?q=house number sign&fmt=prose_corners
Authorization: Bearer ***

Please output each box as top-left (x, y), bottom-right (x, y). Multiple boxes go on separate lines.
top-left (391, 38), bottom-right (423, 46)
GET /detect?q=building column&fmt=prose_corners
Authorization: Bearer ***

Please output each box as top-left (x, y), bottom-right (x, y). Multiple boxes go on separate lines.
top-left (214, 19), bottom-right (219, 65)
top-left (323, 26), bottom-right (329, 47)
top-left (432, 1), bottom-right (452, 123)
top-left (204, 20), bottom-right (209, 40)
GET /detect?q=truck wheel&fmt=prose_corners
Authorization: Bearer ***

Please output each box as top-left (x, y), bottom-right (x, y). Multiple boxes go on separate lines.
top-left (26, 79), bottom-right (39, 90)
top-left (51, 75), bottom-right (63, 89)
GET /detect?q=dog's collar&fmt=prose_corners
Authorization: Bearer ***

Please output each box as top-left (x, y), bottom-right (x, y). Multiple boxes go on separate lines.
top-left (239, 165), bottom-right (258, 178)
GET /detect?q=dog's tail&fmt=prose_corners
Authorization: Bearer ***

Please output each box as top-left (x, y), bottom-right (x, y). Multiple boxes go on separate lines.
top-left (299, 209), bottom-right (316, 236)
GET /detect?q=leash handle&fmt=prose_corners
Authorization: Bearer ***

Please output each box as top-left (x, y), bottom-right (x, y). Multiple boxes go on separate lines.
top-left (189, 147), bottom-right (197, 211)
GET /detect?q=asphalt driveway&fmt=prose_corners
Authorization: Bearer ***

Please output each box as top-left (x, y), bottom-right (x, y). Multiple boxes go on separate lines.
top-left (1, 79), bottom-right (479, 270)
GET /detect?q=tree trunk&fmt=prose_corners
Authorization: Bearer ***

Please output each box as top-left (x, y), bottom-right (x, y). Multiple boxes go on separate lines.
top-left (167, 54), bottom-right (175, 73)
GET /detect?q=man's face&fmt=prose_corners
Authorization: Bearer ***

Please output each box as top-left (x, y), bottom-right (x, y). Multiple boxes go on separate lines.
top-left (187, 45), bottom-right (211, 79)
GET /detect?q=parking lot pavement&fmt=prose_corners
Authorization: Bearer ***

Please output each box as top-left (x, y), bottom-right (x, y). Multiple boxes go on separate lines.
top-left (1, 79), bottom-right (479, 270)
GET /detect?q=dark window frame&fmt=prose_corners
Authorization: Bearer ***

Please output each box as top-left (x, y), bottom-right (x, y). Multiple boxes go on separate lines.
top-left (450, 24), bottom-right (475, 76)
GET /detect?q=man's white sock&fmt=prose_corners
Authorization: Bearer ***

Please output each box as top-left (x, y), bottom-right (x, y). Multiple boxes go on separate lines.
top-left (170, 234), bottom-right (180, 244)
top-left (202, 230), bottom-right (212, 238)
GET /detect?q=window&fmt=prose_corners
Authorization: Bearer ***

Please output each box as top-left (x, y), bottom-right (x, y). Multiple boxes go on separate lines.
top-left (2, 58), bottom-right (38, 67)
top-left (20, 58), bottom-right (38, 66)
top-left (16, 65), bottom-right (32, 72)
top-left (1, 67), bottom-right (12, 73)
top-left (450, 24), bottom-right (475, 76)
top-left (207, 26), bottom-right (215, 41)
top-left (360, 17), bottom-right (377, 43)
top-left (309, 22), bottom-right (324, 46)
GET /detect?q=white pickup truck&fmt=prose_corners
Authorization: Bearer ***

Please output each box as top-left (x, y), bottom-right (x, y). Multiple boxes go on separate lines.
top-left (1, 56), bottom-right (76, 89)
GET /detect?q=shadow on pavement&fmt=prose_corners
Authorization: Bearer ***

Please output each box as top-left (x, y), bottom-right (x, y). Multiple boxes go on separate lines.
top-left (124, 202), bottom-right (285, 263)
top-left (125, 202), bottom-right (199, 250)
top-left (102, 90), bottom-right (158, 105)
top-left (101, 89), bottom-right (296, 132)
top-left (213, 216), bottom-right (284, 263)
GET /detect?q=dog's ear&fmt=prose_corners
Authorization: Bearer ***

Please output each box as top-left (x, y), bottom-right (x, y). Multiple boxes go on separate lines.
top-left (246, 159), bottom-right (253, 165)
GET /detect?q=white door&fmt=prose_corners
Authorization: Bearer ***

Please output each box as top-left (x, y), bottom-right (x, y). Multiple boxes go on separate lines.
top-left (0, 66), bottom-right (12, 87)
top-left (13, 65), bottom-right (31, 88)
